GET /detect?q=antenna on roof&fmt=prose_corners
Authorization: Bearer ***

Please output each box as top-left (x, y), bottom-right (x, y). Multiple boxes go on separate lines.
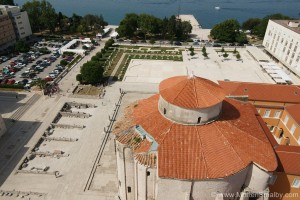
top-left (188, 71), bottom-right (194, 79)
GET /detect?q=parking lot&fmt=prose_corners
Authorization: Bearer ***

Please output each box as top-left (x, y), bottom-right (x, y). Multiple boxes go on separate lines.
top-left (0, 40), bottom-right (71, 87)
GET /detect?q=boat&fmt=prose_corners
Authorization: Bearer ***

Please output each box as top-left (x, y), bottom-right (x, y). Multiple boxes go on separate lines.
top-left (215, 6), bottom-right (220, 10)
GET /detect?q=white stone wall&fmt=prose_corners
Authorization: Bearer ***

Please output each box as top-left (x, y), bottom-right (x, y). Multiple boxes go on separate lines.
top-left (116, 141), bottom-right (135, 200)
top-left (244, 164), bottom-right (271, 193)
top-left (156, 167), bottom-right (248, 200)
top-left (0, 115), bottom-right (6, 138)
top-left (116, 141), bottom-right (127, 200)
top-left (13, 11), bottom-right (32, 39)
top-left (158, 96), bottom-right (222, 125)
top-left (263, 20), bottom-right (300, 76)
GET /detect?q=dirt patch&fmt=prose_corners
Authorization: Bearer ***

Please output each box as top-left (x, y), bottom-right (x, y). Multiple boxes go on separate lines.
top-left (74, 85), bottom-right (103, 96)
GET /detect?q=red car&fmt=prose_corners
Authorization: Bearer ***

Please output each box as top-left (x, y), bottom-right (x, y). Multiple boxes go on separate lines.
top-left (44, 77), bottom-right (53, 82)
top-left (7, 79), bottom-right (15, 84)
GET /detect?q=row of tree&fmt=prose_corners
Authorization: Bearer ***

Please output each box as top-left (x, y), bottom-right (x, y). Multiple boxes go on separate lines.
top-left (241, 13), bottom-right (293, 37)
top-left (21, 0), bottom-right (107, 33)
top-left (116, 13), bottom-right (192, 41)
top-left (76, 39), bottom-right (115, 84)
top-left (210, 13), bottom-right (293, 43)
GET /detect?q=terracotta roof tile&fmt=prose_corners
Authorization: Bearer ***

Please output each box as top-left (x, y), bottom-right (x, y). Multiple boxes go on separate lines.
top-left (285, 104), bottom-right (300, 125)
top-left (218, 81), bottom-right (300, 103)
top-left (276, 145), bottom-right (300, 175)
top-left (135, 153), bottom-right (157, 168)
top-left (129, 96), bottom-right (277, 179)
top-left (160, 76), bottom-right (226, 108)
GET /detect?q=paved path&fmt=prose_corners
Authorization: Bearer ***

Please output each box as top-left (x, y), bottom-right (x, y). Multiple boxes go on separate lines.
top-left (108, 53), bottom-right (126, 82)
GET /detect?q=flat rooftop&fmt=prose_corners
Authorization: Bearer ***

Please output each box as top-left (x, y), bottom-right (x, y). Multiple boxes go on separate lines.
top-left (272, 19), bottom-right (300, 34)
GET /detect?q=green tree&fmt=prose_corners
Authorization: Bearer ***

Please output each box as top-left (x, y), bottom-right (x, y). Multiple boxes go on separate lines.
top-left (22, 0), bottom-right (42, 32)
top-left (221, 47), bottom-right (225, 52)
top-left (116, 13), bottom-right (139, 38)
top-left (80, 61), bottom-right (104, 84)
top-left (210, 19), bottom-right (240, 43)
top-left (236, 32), bottom-right (248, 44)
top-left (149, 38), bottom-right (156, 46)
top-left (233, 48), bottom-right (237, 54)
top-left (242, 18), bottom-right (261, 31)
top-left (189, 46), bottom-right (194, 56)
top-left (33, 79), bottom-right (47, 89)
top-left (202, 46), bottom-right (206, 53)
top-left (223, 52), bottom-right (229, 59)
top-left (236, 53), bottom-right (241, 60)
top-left (40, 0), bottom-right (57, 33)
top-left (76, 74), bottom-right (83, 84)
top-left (14, 40), bottom-right (30, 52)
top-left (203, 52), bottom-right (208, 59)
top-left (22, 0), bottom-right (57, 33)
top-left (253, 13), bottom-right (292, 37)
top-left (0, 0), bottom-right (14, 5)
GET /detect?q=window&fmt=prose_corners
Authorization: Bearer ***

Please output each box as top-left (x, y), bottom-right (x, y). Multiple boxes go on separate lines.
top-left (197, 117), bottom-right (201, 124)
top-left (147, 171), bottom-right (150, 176)
top-left (269, 126), bottom-right (275, 132)
top-left (127, 187), bottom-right (131, 193)
top-left (284, 116), bottom-right (289, 125)
top-left (163, 108), bottom-right (166, 115)
top-left (290, 124), bottom-right (296, 135)
top-left (263, 110), bottom-right (271, 117)
top-left (268, 175), bottom-right (277, 185)
top-left (292, 179), bottom-right (300, 188)
top-left (279, 129), bottom-right (284, 138)
top-left (274, 111), bottom-right (281, 118)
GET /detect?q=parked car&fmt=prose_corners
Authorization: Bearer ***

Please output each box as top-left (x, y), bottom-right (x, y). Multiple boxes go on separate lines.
top-left (174, 41), bottom-right (182, 46)
top-left (7, 79), bottom-right (15, 85)
top-left (44, 76), bottom-right (53, 82)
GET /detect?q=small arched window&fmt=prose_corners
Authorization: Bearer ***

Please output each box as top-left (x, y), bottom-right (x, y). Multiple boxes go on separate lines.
top-left (197, 117), bottom-right (201, 124)
top-left (163, 108), bottom-right (167, 115)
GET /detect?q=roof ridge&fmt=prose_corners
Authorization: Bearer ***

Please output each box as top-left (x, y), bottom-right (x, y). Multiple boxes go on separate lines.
top-left (159, 123), bottom-right (174, 144)
top-left (212, 122), bottom-right (245, 165)
top-left (195, 127), bottom-right (209, 178)
top-left (223, 120), bottom-right (270, 145)
top-left (192, 78), bottom-right (200, 107)
top-left (172, 79), bottom-right (189, 104)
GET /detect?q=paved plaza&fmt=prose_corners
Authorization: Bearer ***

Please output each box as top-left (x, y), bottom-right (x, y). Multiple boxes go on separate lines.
top-left (123, 47), bottom-right (275, 84)
top-left (0, 36), bottom-right (300, 200)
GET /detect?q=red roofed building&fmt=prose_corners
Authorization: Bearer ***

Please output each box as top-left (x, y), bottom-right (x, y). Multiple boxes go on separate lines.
top-left (218, 81), bottom-right (300, 146)
top-left (218, 80), bottom-right (300, 199)
top-left (114, 76), bottom-right (278, 200)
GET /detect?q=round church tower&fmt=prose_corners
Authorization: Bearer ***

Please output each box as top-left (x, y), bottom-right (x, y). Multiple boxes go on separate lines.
top-left (158, 75), bottom-right (226, 125)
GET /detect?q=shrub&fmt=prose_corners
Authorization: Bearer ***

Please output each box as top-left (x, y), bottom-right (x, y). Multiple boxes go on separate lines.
top-left (60, 60), bottom-right (69, 66)
top-left (76, 74), bottom-right (83, 83)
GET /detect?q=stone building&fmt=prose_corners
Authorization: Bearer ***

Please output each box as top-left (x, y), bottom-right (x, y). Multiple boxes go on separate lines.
top-left (0, 14), bottom-right (16, 50)
top-left (114, 76), bottom-right (278, 200)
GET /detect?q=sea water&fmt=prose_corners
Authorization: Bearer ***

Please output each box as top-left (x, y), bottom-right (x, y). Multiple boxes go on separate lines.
top-left (14, 0), bottom-right (300, 28)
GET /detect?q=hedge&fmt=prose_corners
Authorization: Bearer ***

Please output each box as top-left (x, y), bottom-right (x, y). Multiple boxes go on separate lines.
top-left (0, 84), bottom-right (24, 89)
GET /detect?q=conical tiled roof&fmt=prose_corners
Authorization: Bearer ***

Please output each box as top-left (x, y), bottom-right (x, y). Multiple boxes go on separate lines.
top-left (160, 76), bottom-right (226, 109)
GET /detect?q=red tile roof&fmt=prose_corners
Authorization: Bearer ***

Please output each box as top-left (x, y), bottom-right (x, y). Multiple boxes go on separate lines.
top-left (218, 81), bottom-right (300, 103)
top-left (128, 95), bottom-right (277, 180)
top-left (160, 76), bottom-right (226, 109)
top-left (275, 145), bottom-right (300, 175)
top-left (285, 104), bottom-right (300, 125)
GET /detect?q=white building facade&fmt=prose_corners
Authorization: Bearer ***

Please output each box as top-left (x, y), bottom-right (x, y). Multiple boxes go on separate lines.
top-left (263, 20), bottom-right (300, 77)
top-left (0, 5), bottom-right (32, 40)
